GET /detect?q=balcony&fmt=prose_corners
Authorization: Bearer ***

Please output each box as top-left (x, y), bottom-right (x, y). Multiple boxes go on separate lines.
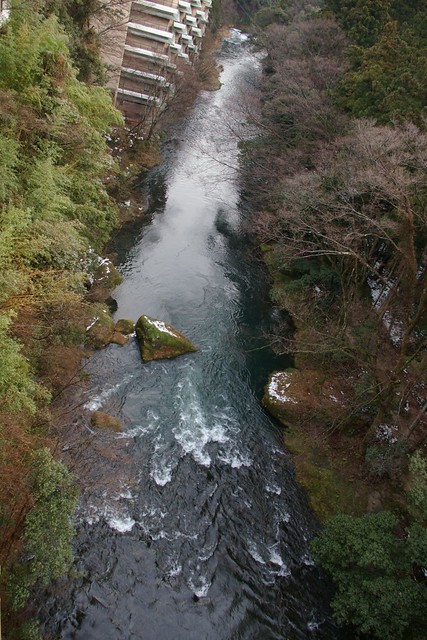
top-left (195, 10), bottom-right (208, 22)
top-left (121, 67), bottom-right (170, 86)
top-left (124, 45), bottom-right (176, 69)
top-left (191, 26), bottom-right (202, 38)
top-left (116, 88), bottom-right (160, 106)
top-left (128, 22), bottom-right (174, 44)
top-left (133, 0), bottom-right (179, 21)
top-left (185, 15), bottom-right (197, 25)
top-left (181, 33), bottom-right (193, 45)
top-left (201, 0), bottom-right (212, 6)
top-left (178, 0), bottom-right (192, 13)
top-left (173, 21), bottom-right (187, 32)
top-left (190, 0), bottom-right (202, 7)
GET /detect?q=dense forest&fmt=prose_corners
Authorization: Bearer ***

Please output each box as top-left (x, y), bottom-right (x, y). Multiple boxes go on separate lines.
top-left (239, 0), bottom-right (427, 638)
top-left (0, 0), bottom-right (426, 638)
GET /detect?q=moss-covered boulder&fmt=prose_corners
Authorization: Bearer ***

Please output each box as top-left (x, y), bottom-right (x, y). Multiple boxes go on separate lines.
top-left (87, 256), bottom-right (123, 303)
top-left (135, 314), bottom-right (196, 362)
top-left (262, 369), bottom-right (349, 429)
top-left (115, 319), bottom-right (134, 335)
top-left (86, 305), bottom-right (115, 349)
top-left (93, 257), bottom-right (122, 289)
top-left (90, 411), bottom-right (122, 432)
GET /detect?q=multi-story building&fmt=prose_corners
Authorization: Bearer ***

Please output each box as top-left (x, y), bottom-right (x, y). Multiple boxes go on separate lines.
top-left (104, 0), bottom-right (212, 123)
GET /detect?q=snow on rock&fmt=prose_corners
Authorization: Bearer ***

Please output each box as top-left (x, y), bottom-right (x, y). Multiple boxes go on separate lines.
top-left (268, 372), bottom-right (298, 404)
top-left (263, 369), bottom-right (351, 429)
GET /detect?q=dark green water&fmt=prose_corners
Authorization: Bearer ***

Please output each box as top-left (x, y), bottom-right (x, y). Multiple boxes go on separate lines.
top-left (40, 33), bottom-right (346, 640)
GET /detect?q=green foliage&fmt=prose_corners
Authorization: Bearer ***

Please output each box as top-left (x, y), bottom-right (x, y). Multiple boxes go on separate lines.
top-left (311, 512), bottom-right (427, 639)
top-left (0, 2), bottom-right (122, 424)
top-left (284, 262), bottom-right (340, 295)
top-left (0, 134), bottom-right (19, 202)
top-left (326, 1), bottom-right (427, 125)
top-left (337, 22), bottom-right (427, 125)
top-left (254, 6), bottom-right (287, 28)
top-left (0, 314), bottom-right (46, 415)
top-left (65, 80), bottom-right (122, 132)
top-left (408, 452), bottom-right (427, 524)
top-left (364, 442), bottom-right (406, 478)
top-left (325, 0), bottom-right (392, 46)
top-left (8, 448), bottom-right (78, 609)
top-left (0, 12), bottom-right (69, 97)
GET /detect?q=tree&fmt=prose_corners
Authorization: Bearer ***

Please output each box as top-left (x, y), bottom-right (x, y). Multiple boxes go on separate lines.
top-left (311, 511), bottom-right (427, 639)
top-left (337, 22), bottom-right (427, 125)
top-left (325, 0), bottom-right (392, 46)
top-left (260, 119), bottom-right (427, 444)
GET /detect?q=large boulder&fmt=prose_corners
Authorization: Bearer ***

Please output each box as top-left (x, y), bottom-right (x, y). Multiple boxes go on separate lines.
top-left (86, 253), bottom-right (123, 303)
top-left (85, 305), bottom-right (115, 349)
top-left (262, 369), bottom-right (348, 429)
top-left (135, 314), bottom-right (196, 362)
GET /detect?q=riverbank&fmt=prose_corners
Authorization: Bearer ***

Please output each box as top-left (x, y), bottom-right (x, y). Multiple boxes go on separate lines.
top-left (241, 0), bottom-right (426, 515)
top-left (239, 1), bottom-right (427, 637)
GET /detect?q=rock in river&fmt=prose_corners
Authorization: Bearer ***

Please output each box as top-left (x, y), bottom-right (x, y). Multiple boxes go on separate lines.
top-left (114, 319), bottom-right (135, 335)
top-left (135, 314), bottom-right (196, 362)
top-left (90, 411), bottom-right (122, 432)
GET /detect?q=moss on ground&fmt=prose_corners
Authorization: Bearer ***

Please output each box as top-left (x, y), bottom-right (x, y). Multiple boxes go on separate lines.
top-left (284, 429), bottom-right (368, 523)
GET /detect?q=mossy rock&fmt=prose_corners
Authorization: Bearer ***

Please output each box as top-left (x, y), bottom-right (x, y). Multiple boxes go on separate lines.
top-left (88, 259), bottom-right (123, 303)
top-left (262, 370), bottom-right (301, 427)
top-left (135, 314), bottom-right (196, 362)
top-left (93, 258), bottom-right (122, 289)
top-left (86, 305), bottom-right (115, 349)
top-left (262, 369), bottom-right (349, 429)
top-left (90, 411), bottom-right (122, 432)
top-left (115, 319), bottom-right (134, 335)
top-left (110, 331), bottom-right (128, 346)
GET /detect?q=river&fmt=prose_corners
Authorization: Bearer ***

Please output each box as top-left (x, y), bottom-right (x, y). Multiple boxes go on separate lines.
top-left (40, 32), bottom-right (346, 640)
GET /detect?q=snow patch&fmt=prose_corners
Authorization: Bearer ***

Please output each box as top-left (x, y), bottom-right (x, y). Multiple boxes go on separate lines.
top-left (145, 316), bottom-right (177, 338)
top-left (375, 423), bottom-right (398, 444)
top-left (268, 373), bottom-right (297, 404)
top-left (86, 317), bottom-right (99, 331)
top-left (266, 482), bottom-right (282, 495)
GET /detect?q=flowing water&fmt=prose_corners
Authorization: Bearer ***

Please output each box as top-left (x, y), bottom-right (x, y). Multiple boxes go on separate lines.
top-left (41, 33), bottom-right (347, 640)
